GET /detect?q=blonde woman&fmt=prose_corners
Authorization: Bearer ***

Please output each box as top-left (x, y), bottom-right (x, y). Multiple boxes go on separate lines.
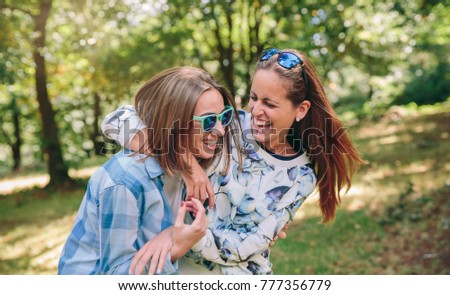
top-left (58, 67), bottom-right (241, 275)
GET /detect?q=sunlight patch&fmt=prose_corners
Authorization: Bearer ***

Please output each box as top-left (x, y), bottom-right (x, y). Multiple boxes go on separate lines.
top-left (0, 176), bottom-right (49, 195)
top-left (0, 214), bottom-right (76, 274)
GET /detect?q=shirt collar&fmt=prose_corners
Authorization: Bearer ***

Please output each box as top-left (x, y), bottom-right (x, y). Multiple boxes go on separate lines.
top-left (143, 156), bottom-right (164, 178)
top-left (122, 148), bottom-right (165, 178)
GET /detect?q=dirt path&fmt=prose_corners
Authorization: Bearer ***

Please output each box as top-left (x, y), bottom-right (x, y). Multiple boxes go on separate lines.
top-left (0, 167), bottom-right (98, 195)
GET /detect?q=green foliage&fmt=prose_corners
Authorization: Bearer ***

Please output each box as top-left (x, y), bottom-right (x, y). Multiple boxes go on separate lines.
top-left (394, 59), bottom-right (450, 106)
top-left (0, 0), bottom-right (449, 172)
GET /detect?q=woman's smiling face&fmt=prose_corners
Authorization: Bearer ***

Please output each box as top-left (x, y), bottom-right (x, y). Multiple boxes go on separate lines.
top-left (190, 88), bottom-right (226, 159)
top-left (249, 69), bottom-right (308, 155)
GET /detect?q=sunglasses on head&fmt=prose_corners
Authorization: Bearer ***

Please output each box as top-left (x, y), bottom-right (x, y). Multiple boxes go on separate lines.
top-left (193, 105), bottom-right (234, 132)
top-left (259, 48), bottom-right (310, 100)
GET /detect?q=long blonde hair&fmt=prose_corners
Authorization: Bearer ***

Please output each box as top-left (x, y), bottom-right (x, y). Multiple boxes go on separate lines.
top-left (134, 66), bottom-right (241, 175)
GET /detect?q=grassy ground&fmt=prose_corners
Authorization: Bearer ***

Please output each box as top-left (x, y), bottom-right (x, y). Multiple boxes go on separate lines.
top-left (271, 103), bottom-right (450, 274)
top-left (0, 183), bottom-right (87, 274)
top-left (0, 104), bottom-right (449, 274)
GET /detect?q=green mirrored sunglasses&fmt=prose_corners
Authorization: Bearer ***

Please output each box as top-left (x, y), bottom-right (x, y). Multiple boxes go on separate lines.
top-left (193, 105), bottom-right (234, 132)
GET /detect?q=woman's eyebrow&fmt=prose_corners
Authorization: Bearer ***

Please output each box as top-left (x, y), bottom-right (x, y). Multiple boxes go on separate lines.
top-left (251, 91), bottom-right (279, 105)
top-left (198, 107), bottom-right (226, 116)
top-left (262, 97), bottom-right (279, 105)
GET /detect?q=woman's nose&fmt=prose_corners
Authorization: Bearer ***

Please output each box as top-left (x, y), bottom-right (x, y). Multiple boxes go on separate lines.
top-left (251, 101), bottom-right (264, 116)
top-left (212, 120), bottom-right (226, 136)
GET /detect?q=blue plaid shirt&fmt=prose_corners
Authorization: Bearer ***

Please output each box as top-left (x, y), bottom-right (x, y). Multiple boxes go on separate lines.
top-left (58, 149), bottom-right (177, 275)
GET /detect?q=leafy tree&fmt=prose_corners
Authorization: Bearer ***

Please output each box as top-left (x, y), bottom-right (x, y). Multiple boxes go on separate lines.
top-left (394, 1), bottom-right (450, 105)
top-left (162, 0), bottom-right (297, 105)
top-left (0, 12), bottom-right (23, 171)
top-left (1, 0), bottom-right (72, 186)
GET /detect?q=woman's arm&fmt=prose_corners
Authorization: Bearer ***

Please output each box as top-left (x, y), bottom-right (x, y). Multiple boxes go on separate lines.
top-left (101, 105), bottom-right (146, 150)
top-left (191, 168), bottom-right (316, 265)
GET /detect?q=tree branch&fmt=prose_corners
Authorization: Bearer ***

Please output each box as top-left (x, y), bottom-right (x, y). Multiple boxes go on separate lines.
top-left (209, 1), bottom-right (225, 59)
top-left (0, 3), bottom-right (34, 16)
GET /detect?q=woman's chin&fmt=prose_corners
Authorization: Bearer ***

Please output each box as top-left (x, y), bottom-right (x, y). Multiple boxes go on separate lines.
top-left (251, 130), bottom-right (269, 145)
top-left (196, 153), bottom-right (214, 160)
top-left (194, 149), bottom-right (216, 160)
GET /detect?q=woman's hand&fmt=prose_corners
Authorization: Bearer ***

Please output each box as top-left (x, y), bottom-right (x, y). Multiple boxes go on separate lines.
top-left (171, 199), bottom-right (208, 260)
top-left (128, 199), bottom-right (208, 275)
top-left (129, 227), bottom-right (174, 275)
top-left (269, 224), bottom-right (289, 247)
top-left (181, 154), bottom-right (215, 208)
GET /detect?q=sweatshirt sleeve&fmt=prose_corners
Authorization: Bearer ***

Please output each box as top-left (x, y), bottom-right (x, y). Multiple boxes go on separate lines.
top-left (101, 105), bottom-right (145, 148)
top-left (190, 167), bottom-right (316, 265)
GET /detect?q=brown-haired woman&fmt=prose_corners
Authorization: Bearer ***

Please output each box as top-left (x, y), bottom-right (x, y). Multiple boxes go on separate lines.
top-left (252, 48), bottom-right (362, 223)
top-left (102, 49), bottom-right (362, 275)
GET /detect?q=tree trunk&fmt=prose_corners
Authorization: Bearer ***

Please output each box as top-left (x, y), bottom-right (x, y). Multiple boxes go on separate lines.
top-left (0, 96), bottom-right (22, 171)
top-left (241, 0), bottom-right (263, 107)
top-left (209, 1), bottom-right (236, 97)
top-left (11, 96), bottom-right (22, 171)
top-left (32, 0), bottom-right (71, 187)
top-left (92, 92), bottom-right (105, 156)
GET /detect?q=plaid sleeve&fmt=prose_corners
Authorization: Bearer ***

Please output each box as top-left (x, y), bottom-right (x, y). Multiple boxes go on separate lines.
top-left (101, 105), bottom-right (146, 148)
top-left (99, 184), bottom-right (140, 274)
top-left (99, 184), bottom-right (177, 275)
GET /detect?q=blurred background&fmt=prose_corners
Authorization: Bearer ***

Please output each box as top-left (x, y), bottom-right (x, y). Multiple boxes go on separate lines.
top-left (0, 0), bottom-right (449, 274)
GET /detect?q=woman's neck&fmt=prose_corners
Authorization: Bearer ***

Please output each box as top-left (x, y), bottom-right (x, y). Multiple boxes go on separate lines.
top-left (259, 141), bottom-right (297, 156)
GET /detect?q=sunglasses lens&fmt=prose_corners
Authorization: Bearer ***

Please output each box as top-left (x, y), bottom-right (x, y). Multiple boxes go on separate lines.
top-left (260, 48), bottom-right (279, 61)
top-left (202, 115), bottom-right (217, 132)
top-left (221, 108), bottom-right (233, 126)
top-left (278, 52), bottom-right (301, 69)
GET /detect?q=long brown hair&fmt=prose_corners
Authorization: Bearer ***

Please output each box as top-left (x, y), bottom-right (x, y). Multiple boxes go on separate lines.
top-left (255, 49), bottom-right (363, 223)
top-left (134, 66), bottom-right (241, 176)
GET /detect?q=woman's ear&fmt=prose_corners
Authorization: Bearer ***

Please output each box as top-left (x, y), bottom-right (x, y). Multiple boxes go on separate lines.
top-left (295, 100), bottom-right (311, 121)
